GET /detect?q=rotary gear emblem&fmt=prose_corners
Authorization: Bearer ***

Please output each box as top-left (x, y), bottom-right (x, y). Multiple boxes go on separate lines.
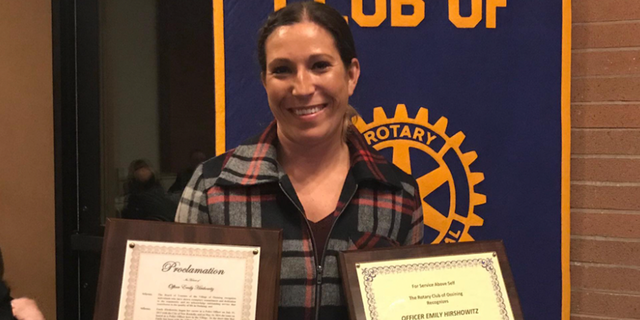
top-left (354, 104), bottom-right (485, 243)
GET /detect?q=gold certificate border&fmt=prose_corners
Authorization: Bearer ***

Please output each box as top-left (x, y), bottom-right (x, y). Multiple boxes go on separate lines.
top-left (123, 243), bottom-right (257, 320)
top-left (358, 255), bottom-right (510, 320)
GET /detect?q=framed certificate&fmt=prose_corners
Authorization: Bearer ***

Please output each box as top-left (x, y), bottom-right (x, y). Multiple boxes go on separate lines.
top-left (339, 241), bottom-right (523, 320)
top-left (94, 219), bottom-right (282, 320)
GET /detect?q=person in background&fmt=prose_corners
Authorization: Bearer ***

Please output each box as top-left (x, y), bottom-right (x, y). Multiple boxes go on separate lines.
top-left (121, 159), bottom-right (177, 221)
top-left (168, 149), bottom-right (207, 195)
top-left (175, 2), bottom-right (423, 319)
top-left (0, 249), bottom-right (45, 320)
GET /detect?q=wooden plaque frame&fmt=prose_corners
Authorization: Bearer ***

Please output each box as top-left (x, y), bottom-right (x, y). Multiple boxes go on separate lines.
top-left (339, 240), bottom-right (524, 320)
top-left (93, 219), bottom-right (282, 320)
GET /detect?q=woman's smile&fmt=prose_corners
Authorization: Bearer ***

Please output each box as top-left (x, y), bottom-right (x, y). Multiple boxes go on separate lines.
top-left (290, 104), bottom-right (327, 117)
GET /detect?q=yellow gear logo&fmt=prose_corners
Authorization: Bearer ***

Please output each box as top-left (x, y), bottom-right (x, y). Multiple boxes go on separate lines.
top-left (354, 104), bottom-right (485, 243)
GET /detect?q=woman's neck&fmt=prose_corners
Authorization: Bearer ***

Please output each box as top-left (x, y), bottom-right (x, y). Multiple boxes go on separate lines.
top-left (276, 130), bottom-right (350, 181)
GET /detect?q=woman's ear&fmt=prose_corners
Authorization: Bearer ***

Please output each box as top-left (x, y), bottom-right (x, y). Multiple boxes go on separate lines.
top-left (347, 58), bottom-right (361, 96)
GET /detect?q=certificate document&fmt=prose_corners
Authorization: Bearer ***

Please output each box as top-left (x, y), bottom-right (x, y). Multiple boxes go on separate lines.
top-left (117, 240), bottom-right (260, 320)
top-left (355, 252), bottom-right (515, 320)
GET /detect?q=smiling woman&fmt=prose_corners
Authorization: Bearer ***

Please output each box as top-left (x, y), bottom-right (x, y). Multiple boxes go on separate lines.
top-left (175, 2), bottom-right (424, 320)
top-left (261, 21), bottom-right (359, 148)
top-left (258, 2), bottom-right (360, 144)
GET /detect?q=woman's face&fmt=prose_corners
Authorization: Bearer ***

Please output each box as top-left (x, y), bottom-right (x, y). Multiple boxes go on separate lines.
top-left (262, 21), bottom-right (360, 146)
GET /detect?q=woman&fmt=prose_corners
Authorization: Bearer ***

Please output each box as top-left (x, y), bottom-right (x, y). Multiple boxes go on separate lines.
top-left (176, 2), bottom-right (423, 319)
top-left (121, 159), bottom-right (177, 221)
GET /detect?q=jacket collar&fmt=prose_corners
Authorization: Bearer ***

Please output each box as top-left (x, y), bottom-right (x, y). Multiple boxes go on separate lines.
top-left (212, 121), bottom-right (403, 189)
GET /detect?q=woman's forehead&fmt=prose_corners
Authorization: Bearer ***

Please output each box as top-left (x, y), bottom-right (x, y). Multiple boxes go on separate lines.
top-left (273, 20), bottom-right (324, 37)
top-left (266, 21), bottom-right (335, 51)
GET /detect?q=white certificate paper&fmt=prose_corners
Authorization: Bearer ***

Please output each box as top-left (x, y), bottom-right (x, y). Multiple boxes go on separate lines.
top-left (356, 252), bottom-right (514, 320)
top-left (117, 240), bottom-right (260, 320)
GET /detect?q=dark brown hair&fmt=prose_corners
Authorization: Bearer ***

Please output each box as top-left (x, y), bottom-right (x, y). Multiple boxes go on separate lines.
top-left (126, 159), bottom-right (159, 193)
top-left (257, 1), bottom-right (357, 72)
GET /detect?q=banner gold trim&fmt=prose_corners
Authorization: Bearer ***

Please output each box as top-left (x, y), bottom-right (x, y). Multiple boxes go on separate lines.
top-left (561, 0), bottom-right (572, 319)
top-left (214, 0), bottom-right (226, 155)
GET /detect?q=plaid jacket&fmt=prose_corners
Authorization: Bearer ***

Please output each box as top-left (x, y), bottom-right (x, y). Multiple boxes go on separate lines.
top-left (176, 122), bottom-right (424, 320)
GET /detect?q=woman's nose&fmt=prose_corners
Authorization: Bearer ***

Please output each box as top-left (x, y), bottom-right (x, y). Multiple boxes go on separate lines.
top-left (292, 70), bottom-right (314, 96)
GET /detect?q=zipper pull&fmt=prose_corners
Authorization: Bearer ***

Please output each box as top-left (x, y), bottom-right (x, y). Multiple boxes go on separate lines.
top-left (316, 265), bottom-right (323, 285)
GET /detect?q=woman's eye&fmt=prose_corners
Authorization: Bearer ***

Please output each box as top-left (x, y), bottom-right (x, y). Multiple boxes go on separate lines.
top-left (271, 66), bottom-right (291, 75)
top-left (312, 61), bottom-right (331, 71)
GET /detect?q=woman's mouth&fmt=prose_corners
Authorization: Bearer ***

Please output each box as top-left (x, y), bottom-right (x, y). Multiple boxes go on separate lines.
top-left (291, 104), bottom-right (326, 116)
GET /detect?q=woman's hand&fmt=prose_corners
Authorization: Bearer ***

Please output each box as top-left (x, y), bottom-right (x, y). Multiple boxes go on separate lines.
top-left (11, 298), bottom-right (45, 320)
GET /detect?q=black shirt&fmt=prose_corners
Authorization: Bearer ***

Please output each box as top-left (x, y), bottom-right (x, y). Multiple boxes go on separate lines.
top-left (0, 281), bottom-right (16, 320)
top-left (309, 213), bottom-right (337, 262)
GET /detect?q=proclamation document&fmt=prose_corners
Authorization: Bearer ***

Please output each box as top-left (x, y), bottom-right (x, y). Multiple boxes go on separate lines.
top-left (117, 240), bottom-right (260, 320)
top-left (355, 252), bottom-right (515, 320)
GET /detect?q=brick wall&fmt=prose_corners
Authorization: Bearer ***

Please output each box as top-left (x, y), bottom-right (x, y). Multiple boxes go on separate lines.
top-left (570, 0), bottom-right (640, 318)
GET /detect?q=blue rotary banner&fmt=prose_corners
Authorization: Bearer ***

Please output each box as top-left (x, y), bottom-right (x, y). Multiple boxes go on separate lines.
top-left (213, 0), bottom-right (570, 319)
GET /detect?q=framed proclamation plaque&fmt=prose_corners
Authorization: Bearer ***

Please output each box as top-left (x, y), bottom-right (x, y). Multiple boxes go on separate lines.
top-left (94, 219), bottom-right (282, 320)
top-left (339, 240), bottom-right (523, 320)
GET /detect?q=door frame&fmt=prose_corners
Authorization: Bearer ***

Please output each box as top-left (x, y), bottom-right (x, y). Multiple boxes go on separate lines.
top-left (53, 0), bottom-right (104, 319)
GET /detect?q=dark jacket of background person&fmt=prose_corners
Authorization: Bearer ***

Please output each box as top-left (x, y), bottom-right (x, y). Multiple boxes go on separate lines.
top-left (168, 149), bottom-right (206, 195)
top-left (121, 160), bottom-right (177, 221)
top-left (167, 169), bottom-right (195, 194)
top-left (121, 183), bottom-right (177, 221)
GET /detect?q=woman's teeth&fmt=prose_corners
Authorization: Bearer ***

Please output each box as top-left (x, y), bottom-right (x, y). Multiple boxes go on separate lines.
top-left (293, 105), bottom-right (324, 116)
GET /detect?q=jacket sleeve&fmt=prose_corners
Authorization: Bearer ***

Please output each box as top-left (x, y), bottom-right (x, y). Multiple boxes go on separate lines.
top-left (175, 164), bottom-right (210, 224)
top-left (404, 205), bottom-right (424, 245)
top-left (403, 180), bottom-right (424, 246)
